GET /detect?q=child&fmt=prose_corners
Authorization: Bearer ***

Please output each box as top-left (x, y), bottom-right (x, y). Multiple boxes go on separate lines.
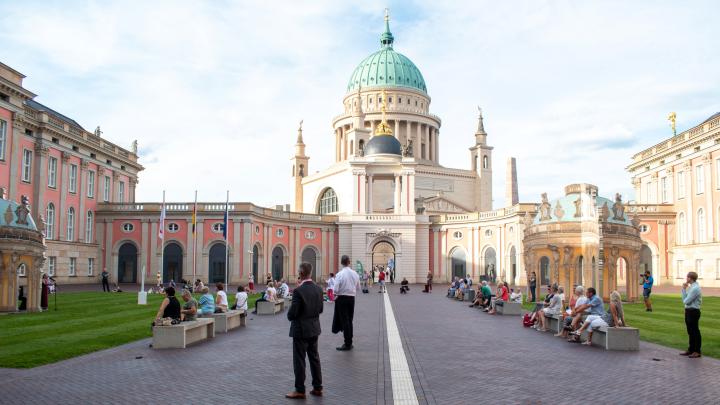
top-left (326, 273), bottom-right (336, 302)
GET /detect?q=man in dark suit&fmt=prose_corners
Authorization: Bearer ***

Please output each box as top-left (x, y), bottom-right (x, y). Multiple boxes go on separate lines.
top-left (286, 262), bottom-right (324, 399)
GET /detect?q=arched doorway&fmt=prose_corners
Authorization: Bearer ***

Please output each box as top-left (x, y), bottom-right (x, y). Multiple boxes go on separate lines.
top-left (209, 243), bottom-right (226, 284)
top-left (163, 242), bottom-right (183, 283)
top-left (252, 244), bottom-right (260, 284)
top-left (117, 243), bottom-right (137, 283)
top-left (576, 256), bottom-right (584, 286)
top-left (539, 256), bottom-right (550, 286)
top-left (640, 245), bottom-right (653, 280)
top-left (483, 247), bottom-right (497, 283)
top-left (616, 257), bottom-right (628, 297)
top-left (450, 248), bottom-right (466, 280)
top-left (301, 247), bottom-right (319, 282)
top-left (509, 246), bottom-right (517, 285)
top-left (271, 246), bottom-right (285, 282)
top-left (372, 241), bottom-right (395, 275)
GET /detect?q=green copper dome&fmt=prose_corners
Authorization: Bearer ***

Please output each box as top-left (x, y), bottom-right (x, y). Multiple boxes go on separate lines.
top-left (346, 17), bottom-right (427, 94)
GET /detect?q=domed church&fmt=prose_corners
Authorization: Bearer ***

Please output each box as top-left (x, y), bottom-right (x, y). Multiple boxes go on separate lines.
top-left (291, 11), bottom-right (502, 282)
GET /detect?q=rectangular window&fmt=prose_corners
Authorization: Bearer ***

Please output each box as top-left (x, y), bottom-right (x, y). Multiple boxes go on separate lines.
top-left (645, 182), bottom-right (653, 203)
top-left (0, 119), bottom-right (7, 160)
top-left (695, 259), bottom-right (703, 279)
top-left (104, 176), bottom-right (110, 201)
top-left (69, 164), bottom-right (78, 193)
top-left (48, 256), bottom-right (56, 277)
top-left (119, 181), bottom-right (125, 202)
top-left (69, 257), bottom-right (76, 276)
top-left (677, 171), bottom-right (685, 198)
top-left (676, 260), bottom-right (684, 279)
top-left (421, 143), bottom-right (426, 159)
top-left (22, 149), bottom-right (32, 182)
top-left (48, 156), bottom-right (58, 188)
top-left (695, 165), bottom-right (704, 194)
top-left (87, 171), bottom-right (95, 198)
top-left (660, 177), bottom-right (668, 203)
top-left (87, 258), bottom-right (94, 276)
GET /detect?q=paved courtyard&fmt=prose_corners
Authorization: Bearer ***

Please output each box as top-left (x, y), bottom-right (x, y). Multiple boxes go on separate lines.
top-left (1, 285), bottom-right (719, 404)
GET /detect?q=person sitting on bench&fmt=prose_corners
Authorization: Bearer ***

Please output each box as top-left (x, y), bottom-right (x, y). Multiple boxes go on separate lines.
top-left (153, 287), bottom-right (181, 325)
top-left (536, 284), bottom-right (561, 331)
top-left (487, 282), bottom-right (509, 314)
top-left (556, 285), bottom-right (587, 338)
top-left (400, 278), bottom-right (410, 294)
top-left (572, 290), bottom-right (625, 346)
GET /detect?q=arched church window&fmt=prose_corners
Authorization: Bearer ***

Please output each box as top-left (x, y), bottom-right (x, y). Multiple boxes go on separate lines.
top-left (299, 164), bottom-right (304, 177)
top-left (483, 155), bottom-right (489, 169)
top-left (318, 188), bottom-right (338, 215)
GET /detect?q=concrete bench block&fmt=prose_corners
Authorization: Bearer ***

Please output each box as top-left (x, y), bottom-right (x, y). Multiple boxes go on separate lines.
top-left (152, 318), bottom-right (215, 349)
top-left (496, 301), bottom-right (522, 316)
top-left (583, 327), bottom-right (639, 351)
top-left (545, 313), bottom-right (563, 333)
top-left (256, 301), bottom-right (283, 315)
top-left (463, 290), bottom-right (476, 302)
top-left (200, 310), bottom-right (246, 333)
top-left (284, 297), bottom-right (292, 308)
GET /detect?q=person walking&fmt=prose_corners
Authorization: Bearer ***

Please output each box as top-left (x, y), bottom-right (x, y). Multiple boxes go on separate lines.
top-left (286, 263), bottom-right (324, 399)
top-left (101, 268), bottom-right (110, 292)
top-left (641, 270), bottom-right (654, 312)
top-left (378, 268), bottom-right (386, 293)
top-left (680, 271), bottom-right (702, 358)
top-left (332, 255), bottom-right (360, 351)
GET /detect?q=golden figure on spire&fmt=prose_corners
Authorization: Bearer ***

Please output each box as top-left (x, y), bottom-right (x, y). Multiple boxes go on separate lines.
top-left (374, 89), bottom-right (393, 136)
top-left (384, 7), bottom-right (390, 22)
top-left (668, 112), bottom-right (677, 136)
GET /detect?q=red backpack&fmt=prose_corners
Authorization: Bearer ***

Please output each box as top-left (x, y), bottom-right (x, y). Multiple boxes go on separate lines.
top-left (522, 313), bottom-right (535, 327)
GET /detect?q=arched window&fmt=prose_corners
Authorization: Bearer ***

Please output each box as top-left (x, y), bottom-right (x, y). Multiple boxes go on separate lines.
top-left (318, 188), bottom-right (338, 215)
top-left (67, 207), bottom-right (75, 241)
top-left (697, 208), bottom-right (705, 243)
top-left (482, 155), bottom-right (489, 169)
top-left (85, 211), bottom-right (93, 243)
top-left (46, 203), bottom-right (55, 240)
top-left (678, 212), bottom-right (686, 244)
top-left (539, 256), bottom-right (550, 285)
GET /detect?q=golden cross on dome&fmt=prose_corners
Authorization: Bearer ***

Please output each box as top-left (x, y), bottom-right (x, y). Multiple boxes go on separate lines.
top-left (667, 112), bottom-right (677, 136)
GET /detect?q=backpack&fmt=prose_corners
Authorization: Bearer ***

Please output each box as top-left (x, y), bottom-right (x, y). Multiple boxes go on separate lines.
top-left (522, 313), bottom-right (535, 327)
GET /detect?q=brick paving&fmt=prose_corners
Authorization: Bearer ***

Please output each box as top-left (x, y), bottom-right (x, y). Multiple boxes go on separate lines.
top-left (2, 283), bottom-right (719, 404)
top-left (388, 285), bottom-right (720, 404)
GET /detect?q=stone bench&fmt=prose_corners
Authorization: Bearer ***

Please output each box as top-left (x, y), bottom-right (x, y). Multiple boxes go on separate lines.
top-left (545, 313), bottom-right (564, 333)
top-left (200, 309), bottom-right (246, 333)
top-left (582, 326), bottom-right (639, 351)
top-left (256, 300), bottom-right (283, 315)
top-left (495, 301), bottom-right (522, 315)
top-left (284, 296), bottom-right (292, 308)
top-left (152, 318), bottom-right (215, 349)
top-left (463, 289), bottom-right (476, 302)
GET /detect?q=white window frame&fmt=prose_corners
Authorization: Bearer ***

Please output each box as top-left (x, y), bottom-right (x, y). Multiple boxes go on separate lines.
top-left (47, 256), bottom-right (56, 277)
top-left (45, 203), bottom-right (55, 240)
top-left (0, 119), bottom-right (6, 160)
top-left (48, 156), bottom-right (57, 188)
top-left (122, 223), bottom-right (134, 232)
top-left (87, 171), bottom-right (95, 198)
top-left (168, 223), bottom-right (179, 233)
top-left (695, 165), bottom-right (704, 194)
top-left (695, 259), bottom-right (703, 279)
top-left (67, 207), bottom-right (75, 241)
top-left (103, 175), bottom-right (110, 201)
top-left (697, 208), bottom-right (705, 243)
top-left (85, 211), bottom-right (93, 243)
top-left (22, 149), bottom-right (32, 182)
top-left (677, 171), bottom-right (685, 198)
top-left (660, 177), bottom-right (668, 203)
top-left (676, 259), bottom-right (684, 279)
top-left (678, 212), bottom-right (686, 245)
top-left (87, 258), bottom-right (94, 276)
top-left (69, 257), bottom-right (76, 276)
top-left (69, 164), bottom-right (78, 193)
top-left (18, 263), bottom-right (26, 277)
top-left (118, 181), bottom-right (125, 202)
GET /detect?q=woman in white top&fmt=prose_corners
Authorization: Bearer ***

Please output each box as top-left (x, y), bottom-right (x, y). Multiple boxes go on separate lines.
top-left (537, 285), bottom-right (561, 332)
top-left (327, 273), bottom-right (336, 301)
top-left (265, 281), bottom-right (278, 302)
top-left (215, 282), bottom-right (229, 313)
top-left (234, 285), bottom-right (248, 311)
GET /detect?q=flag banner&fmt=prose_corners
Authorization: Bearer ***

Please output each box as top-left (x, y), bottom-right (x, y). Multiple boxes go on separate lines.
top-left (191, 201), bottom-right (197, 235)
top-left (159, 203), bottom-right (166, 240)
top-left (223, 201), bottom-right (229, 240)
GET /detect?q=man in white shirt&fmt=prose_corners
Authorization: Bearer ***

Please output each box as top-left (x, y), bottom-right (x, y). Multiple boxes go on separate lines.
top-left (331, 255), bottom-right (360, 351)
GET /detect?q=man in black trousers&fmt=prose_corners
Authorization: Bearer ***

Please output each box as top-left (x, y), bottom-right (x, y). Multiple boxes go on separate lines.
top-left (332, 255), bottom-right (360, 351)
top-left (286, 263), bottom-right (324, 399)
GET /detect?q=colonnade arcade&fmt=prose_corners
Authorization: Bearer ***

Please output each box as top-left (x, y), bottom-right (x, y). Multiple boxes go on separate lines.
top-left (335, 120), bottom-right (439, 163)
top-left (352, 167), bottom-right (416, 215)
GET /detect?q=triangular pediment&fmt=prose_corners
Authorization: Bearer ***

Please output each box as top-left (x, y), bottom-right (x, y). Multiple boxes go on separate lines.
top-left (419, 196), bottom-right (471, 214)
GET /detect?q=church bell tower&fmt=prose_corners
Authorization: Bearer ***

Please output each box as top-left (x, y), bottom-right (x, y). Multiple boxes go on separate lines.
top-left (470, 107), bottom-right (493, 211)
top-left (291, 121), bottom-right (309, 212)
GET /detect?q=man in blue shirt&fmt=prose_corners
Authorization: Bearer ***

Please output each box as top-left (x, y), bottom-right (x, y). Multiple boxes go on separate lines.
top-left (680, 271), bottom-right (702, 358)
top-left (641, 270), bottom-right (654, 312)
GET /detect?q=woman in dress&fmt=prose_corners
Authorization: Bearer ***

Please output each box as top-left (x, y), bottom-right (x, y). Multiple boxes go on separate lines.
top-left (41, 273), bottom-right (50, 310)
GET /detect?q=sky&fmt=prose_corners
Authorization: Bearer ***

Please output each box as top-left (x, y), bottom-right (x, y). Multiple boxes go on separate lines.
top-left (1, 0), bottom-right (719, 208)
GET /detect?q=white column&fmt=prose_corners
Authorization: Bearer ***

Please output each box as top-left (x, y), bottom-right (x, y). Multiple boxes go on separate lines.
top-left (371, 121), bottom-right (376, 135)
top-left (367, 175), bottom-right (374, 214)
top-left (393, 175), bottom-right (402, 214)
top-left (704, 158), bottom-right (714, 241)
top-left (414, 122), bottom-right (421, 159)
top-left (394, 120), bottom-right (400, 142)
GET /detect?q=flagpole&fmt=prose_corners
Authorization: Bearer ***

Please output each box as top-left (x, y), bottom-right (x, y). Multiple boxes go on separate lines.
top-left (224, 190), bottom-right (230, 287)
top-left (192, 190), bottom-right (197, 281)
top-left (160, 190), bottom-right (165, 286)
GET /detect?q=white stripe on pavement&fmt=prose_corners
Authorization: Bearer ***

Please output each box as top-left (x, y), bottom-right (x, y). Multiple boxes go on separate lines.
top-left (383, 293), bottom-right (419, 405)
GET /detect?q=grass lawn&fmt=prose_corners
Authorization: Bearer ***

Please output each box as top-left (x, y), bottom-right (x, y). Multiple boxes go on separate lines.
top-left (523, 294), bottom-right (718, 358)
top-left (0, 291), bottom-right (261, 368)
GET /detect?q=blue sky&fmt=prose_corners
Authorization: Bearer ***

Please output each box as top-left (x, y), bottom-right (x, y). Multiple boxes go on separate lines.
top-left (1, 0), bottom-right (718, 208)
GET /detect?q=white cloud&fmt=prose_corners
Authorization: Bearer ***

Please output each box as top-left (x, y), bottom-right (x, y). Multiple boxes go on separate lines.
top-left (1, 0), bottom-right (718, 207)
